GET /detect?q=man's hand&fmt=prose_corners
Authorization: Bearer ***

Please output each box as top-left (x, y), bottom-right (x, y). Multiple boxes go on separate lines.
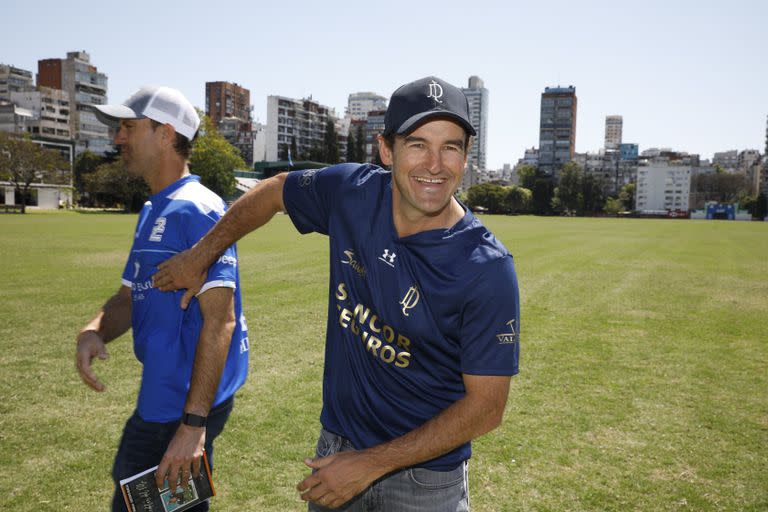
top-left (75, 330), bottom-right (109, 392)
top-left (297, 451), bottom-right (383, 509)
top-left (155, 424), bottom-right (206, 494)
top-left (153, 249), bottom-right (207, 310)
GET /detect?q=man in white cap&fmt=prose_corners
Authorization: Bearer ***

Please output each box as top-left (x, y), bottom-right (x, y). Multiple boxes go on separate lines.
top-left (75, 85), bottom-right (249, 511)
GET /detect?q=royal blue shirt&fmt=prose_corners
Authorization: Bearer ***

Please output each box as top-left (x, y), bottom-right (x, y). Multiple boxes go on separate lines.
top-left (283, 164), bottom-right (520, 470)
top-left (121, 175), bottom-right (249, 423)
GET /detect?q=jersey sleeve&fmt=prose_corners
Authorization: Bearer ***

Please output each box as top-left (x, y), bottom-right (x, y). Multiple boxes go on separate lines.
top-left (180, 202), bottom-right (238, 295)
top-left (282, 164), bottom-right (361, 235)
top-left (459, 255), bottom-right (520, 376)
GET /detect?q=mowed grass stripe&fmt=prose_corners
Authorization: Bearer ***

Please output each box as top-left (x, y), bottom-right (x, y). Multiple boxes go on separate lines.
top-left (0, 211), bottom-right (765, 511)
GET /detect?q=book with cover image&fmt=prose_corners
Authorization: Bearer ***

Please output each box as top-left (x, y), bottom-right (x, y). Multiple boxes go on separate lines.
top-left (120, 452), bottom-right (215, 512)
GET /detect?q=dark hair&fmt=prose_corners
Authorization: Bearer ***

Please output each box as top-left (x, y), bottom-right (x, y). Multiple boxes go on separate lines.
top-left (149, 120), bottom-right (196, 160)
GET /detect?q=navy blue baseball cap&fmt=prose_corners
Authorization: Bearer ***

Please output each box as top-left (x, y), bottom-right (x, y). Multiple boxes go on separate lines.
top-left (383, 76), bottom-right (476, 137)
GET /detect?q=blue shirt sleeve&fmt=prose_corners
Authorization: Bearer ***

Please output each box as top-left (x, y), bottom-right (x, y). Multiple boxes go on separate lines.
top-left (283, 164), bottom-right (362, 235)
top-left (179, 202), bottom-right (238, 293)
top-left (459, 255), bottom-right (520, 376)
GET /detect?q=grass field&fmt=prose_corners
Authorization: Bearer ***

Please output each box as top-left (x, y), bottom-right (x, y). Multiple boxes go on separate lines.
top-left (0, 211), bottom-right (766, 511)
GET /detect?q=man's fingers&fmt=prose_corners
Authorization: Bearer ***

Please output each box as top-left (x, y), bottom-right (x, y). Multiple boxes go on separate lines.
top-left (167, 465), bottom-right (180, 494)
top-left (76, 355), bottom-right (105, 392)
top-left (191, 456), bottom-right (201, 477)
top-left (180, 289), bottom-right (196, 310)
top-left (297, 471), bottom-right (321, 493)
top-left (156, 459), bottom-right (169, 489)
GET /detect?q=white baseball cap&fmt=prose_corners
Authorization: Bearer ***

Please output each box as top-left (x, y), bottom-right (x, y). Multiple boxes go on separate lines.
top-left (93, 85), bottom-right (200, 140)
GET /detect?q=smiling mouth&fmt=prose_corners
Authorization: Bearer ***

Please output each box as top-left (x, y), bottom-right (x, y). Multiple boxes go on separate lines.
top-left (413, 176), bottom-right (446, 184)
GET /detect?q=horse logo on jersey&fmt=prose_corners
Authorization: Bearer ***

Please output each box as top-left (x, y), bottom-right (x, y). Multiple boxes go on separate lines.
top-left (496, 319), bottom-right (518, 344)
top-left (427, 80), bottom-right (444, 105)
top-left (378, 249), bottom-right (397, 268)
top-left (399, 286), bottom-right (420, 317)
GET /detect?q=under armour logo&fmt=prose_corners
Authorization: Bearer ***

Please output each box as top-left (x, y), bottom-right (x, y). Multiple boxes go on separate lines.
top-left (378, 249), bottom-right (397, 267)
top-left (399, 286), bottom-right (420, 317)
top-left (427, 80), bottom-right (443, 104)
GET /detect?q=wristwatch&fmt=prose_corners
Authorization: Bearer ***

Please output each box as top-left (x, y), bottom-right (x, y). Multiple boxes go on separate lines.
top-left (182, 412), bottom-right (207, 428)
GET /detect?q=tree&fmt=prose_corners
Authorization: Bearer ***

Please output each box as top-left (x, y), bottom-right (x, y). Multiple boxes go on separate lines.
top-left (619, 182), bottom-right (636, 211)
top-left (323, 119), bottom-right (339, 164)
top-left (290, 136), bottom-right (298, 163)
top-left (691, 172), bottom-right (748, 204)
top-left (189, 115), bottom-right (243, 198)
top-left (552, 162), bottom-right (583, 214)
top-left (346, 130), bottom-right (356, 163)
top-left (74, 150), bottom-right (104, 197)
top-left (466, 183), bottom-right (507, 213)
top-left (0, 132), bottom-right (69, 213)
top-left (505, 185), bottom-right (532, 213)
top-left (531, 176), bottom-right (555, 215)
top-left (517, 165), bottom-right (537, 190)
top-left (582, 174), bottom-right (605, 214)
top-left (355, 124), bottom-right (366, 162)
top-left (82, 159), bottom-right (149, 212)
top-left (604, 197), bottom-right (622, 215)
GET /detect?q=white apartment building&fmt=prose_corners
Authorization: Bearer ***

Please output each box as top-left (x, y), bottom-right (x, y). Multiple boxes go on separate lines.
top-left (636, 164), bottom-right (691, 212)
top-left (10, 87), bottom-right (71, 139)
top-left (266, 95), bottom-right (336, 161)
top-left (347, 92), bottom-right (386, 121)
top-left (0, 64), bottom-right (33, 102)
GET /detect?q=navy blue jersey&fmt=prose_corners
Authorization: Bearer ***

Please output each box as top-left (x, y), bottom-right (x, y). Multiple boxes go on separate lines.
top-left (121, 175), bottom-right (249, 423)
top-left (283, 164), bottom-right (519, 470)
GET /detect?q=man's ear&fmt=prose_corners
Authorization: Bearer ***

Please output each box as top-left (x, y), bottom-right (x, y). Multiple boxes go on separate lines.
top-left (160, 123), bottom-right (176, 147)
top-left (377, 135), bottom-right (393, 166)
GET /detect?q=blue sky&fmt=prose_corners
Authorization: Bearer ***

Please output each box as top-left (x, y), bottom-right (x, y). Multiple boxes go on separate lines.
top-left (4, 0), bottom-right (766, 168)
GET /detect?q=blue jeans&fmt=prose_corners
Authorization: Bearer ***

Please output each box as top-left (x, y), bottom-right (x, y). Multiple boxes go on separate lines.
top-left (308, 428), bottom-right (470, 512)
top-left (111, 396), bottom-right (234, 512)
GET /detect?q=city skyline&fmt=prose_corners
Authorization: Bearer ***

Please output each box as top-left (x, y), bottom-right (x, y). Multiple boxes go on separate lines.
top-left (3, 0), bottom-right (766, 169)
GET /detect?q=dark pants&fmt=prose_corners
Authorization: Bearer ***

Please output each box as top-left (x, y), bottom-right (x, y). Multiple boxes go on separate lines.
top-left (111, 396), bottom-right (234, 512)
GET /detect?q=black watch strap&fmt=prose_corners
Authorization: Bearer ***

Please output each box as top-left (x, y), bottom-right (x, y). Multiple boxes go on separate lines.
top-left (182, 412), bottom-right (207, 428)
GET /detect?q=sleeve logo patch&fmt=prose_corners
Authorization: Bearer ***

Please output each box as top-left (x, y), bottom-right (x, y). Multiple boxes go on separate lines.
top-left (496, 319), bottom-right (518, 344)
top-left (299, 169), bottom-right (320, 187)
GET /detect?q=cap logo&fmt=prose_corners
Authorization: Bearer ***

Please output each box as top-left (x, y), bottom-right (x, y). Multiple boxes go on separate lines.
top-left (427, 80), bottom-right (443, 105)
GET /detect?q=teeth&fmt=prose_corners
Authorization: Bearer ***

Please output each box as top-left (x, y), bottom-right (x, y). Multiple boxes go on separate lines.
top-left (414, 177), bottom-right (444, 184)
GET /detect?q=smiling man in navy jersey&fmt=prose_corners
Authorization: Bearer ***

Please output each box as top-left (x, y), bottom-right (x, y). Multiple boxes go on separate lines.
top-left (154, 76), bottom-right (519, 511)
top-left (75, 86), bottom-right (249, 511)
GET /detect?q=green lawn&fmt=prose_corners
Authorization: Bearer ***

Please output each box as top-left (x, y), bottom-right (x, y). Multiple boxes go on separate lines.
top-left (0, 211), bottom-right (766, 511)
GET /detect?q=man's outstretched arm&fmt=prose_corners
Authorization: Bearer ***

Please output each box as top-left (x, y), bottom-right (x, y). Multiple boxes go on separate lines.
top-left (153, 173), bottom-right (287, 307)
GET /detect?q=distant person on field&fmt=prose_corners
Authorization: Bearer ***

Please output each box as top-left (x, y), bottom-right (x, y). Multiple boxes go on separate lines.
top-left (74, 85), bottom-right (249, 512)
top-left (154, 76), bottom-right (520, 511)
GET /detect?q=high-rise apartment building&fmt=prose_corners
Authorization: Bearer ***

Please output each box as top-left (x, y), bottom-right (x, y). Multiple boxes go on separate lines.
top-left (712, 150), bottom-right (739, 170)
top-left (0, 64), bottom-right (33, 102)
top-left (347, 92), bottom-right (386, 121)
top-left (461, 76), bottom-right (489, 174)
top-left (265, 95), bottom-right (336, 162)
top-left (604, 115), bottom-right (622, 150)
top-left (538, 86), bottom-right (577, 175)
top-left (635, 164), bottom-right (691, 212)
top-left (10, 87), bottom-right (70, 140)
top-left (205, 81), bottom-right (251, 126)
top-left (37, 51), bottom-right (109, 154)
top-left (206, 81), bottom-right (253, 165)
